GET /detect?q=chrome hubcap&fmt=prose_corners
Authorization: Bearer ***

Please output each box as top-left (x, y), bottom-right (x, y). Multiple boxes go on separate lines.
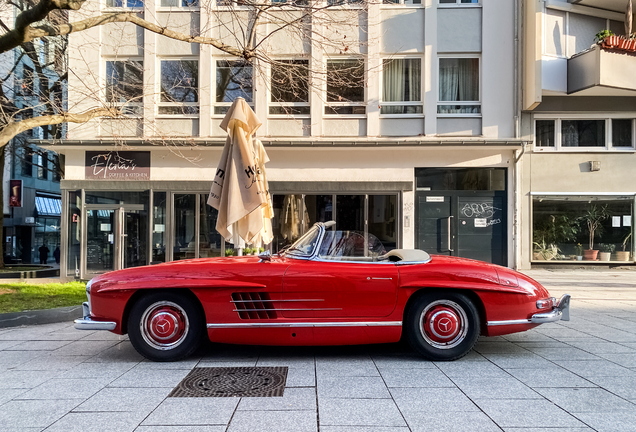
top-left (140, 301), bottom-right (189, 350)
top-left (419, 300), bottom-right (468, 349)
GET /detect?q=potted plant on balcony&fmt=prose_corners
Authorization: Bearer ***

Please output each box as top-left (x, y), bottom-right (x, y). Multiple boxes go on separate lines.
top-left (615, 232), bottom-right (632, 261)
top-left (578, 204), bottom-right (610, 260)
top-left (598, 243), bottom-right (615, 261)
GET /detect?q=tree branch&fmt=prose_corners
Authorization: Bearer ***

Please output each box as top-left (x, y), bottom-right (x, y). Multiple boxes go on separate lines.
top-left (0, 107), bottom-right (119, 148)
top-left (1, 10), bottom-right (251, 59)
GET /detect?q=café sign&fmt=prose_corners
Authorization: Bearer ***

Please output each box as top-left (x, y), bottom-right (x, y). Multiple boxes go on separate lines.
top-left (85, 151), bottom-right (150, 180)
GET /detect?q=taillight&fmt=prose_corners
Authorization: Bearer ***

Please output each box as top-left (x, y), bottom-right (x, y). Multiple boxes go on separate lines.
top-left (536, 297), bottom-right (556, 309)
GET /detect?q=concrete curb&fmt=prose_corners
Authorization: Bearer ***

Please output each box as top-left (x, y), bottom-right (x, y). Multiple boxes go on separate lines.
top-left (0, 305), bottom-right (82, 328)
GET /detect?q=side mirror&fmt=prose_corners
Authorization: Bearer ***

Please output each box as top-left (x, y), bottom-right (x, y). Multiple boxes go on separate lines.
top-left (258, 250), bottom-right (271, 262)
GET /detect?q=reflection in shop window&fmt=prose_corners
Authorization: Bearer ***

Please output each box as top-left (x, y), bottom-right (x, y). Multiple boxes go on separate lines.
top-left (271, 193), bottom-right (398, 254)
top-left (67, 190), bottom-right (81, 277)
top-left (153, 192), bottom-right (166, 263)
top-left (200, 195), bottom-right (223, 257)
top-left (173, 194), bottom-right (196, 260)
top-left (532, 196), bottom-right (633, 262)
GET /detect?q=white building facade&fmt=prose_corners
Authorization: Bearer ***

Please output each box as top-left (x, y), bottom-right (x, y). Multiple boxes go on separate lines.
top-left (520, 0), bottom-right (636, 268)
top-left (54, 0), bottom-right (526, 280)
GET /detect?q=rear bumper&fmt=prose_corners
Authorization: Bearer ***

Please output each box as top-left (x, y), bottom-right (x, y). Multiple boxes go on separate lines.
top-left (487, 294), bottom-right (571, 327)
top-left (74, 302), bottom-right (116, 331)
top-left (530, 294), bottom-right (571, 323)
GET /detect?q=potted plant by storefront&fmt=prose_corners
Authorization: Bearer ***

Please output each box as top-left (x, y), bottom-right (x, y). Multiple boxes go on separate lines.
top-left (575, 243), bottom-right (583, 261)
top-left (225, 248), bottom-right (236, 257)
top-left (598, 243), bottom-right (614, 261)
top-left (532, 214), bottom-right (579, 261)
top-left (533, 238), bottom-right (559, 260)
top-left (578, 204), bottom-right (610, 260)
top-left (615, 232), bottom-right (632, 261)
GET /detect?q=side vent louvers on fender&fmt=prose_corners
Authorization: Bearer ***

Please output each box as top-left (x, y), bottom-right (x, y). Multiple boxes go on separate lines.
top-left (231, 292), bottom-right (278, 320)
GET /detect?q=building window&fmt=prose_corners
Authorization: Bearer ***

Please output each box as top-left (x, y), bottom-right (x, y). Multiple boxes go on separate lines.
top-left (270, 60), bottom-right (310, 115)
top-left (215, 60), bottom-right (253, 115)
top-left (22, 147), bottom-right (34, 177)
top-left (438, 57), bottom-right (480, 115)
top-left (535, 118), bottom-right (635, 150)
top-left (381, 58), bottom-right (422, 115)
top-left (439, 0), bottom-right (479, 4)
top-left (325, 59), bottom-right (365, 115)
top-left (536, 120), bottom-right (555, 147)
top-left (106, 60), bottom-right (143, 115)
top-left (562, 120), bottom-right (604, 147)
top-left (160, 0), bottom-right (197, 6)
top-left (159, 60), bottom-right (199, 115)
top-left (383, 0), bottom-right (422, 5)
top-left (532, 196), bottom-right (633, 262)
top-left (37, 151), bottom-right (48, 180)
top-left (51, 154), bottom-right (61, 182)
top-left (22, 65), bottom-right (34, 96)
top-left (612, 119), bottom-right (633, 148)
top-left (106, 0), bottom-right (143, 6)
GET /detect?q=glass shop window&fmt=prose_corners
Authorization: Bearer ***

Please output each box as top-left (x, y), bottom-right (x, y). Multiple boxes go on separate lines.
top-left (532, 196), bottom-right (633, 262)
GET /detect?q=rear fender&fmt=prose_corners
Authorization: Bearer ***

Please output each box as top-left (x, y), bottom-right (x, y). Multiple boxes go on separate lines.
top-left (402, 287), bottom-right (488, 335)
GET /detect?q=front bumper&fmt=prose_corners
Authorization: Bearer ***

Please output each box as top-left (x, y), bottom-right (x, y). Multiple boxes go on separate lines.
top-left (488, 294), bottom-right (571, 327)
top-left (74, 302), bottom-right (117, 331)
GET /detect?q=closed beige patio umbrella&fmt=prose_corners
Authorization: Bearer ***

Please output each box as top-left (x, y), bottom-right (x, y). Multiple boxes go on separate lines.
top-left (207, 98), bottom-right (273, 249)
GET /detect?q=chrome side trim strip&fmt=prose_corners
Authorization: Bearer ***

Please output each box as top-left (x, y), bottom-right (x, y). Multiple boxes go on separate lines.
top-left (487, 318), bottom-right (531, 326)
top-left (231, 299), bottom-right (325, 303)
top-left (74, 318), bottom-right (117, 331)
top-left (207, 321), bottom-right (403, 329)
top-left (232, 308), bottom-right (342, 312)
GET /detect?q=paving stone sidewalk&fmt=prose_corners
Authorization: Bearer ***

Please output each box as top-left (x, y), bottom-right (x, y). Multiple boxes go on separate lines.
top-left (0, 269), bottom-right (635, 431)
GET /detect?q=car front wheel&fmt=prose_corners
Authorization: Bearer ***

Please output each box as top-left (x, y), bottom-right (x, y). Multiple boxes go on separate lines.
top-left (405, 292), bottom-right (480, 361)
top-left (128, 292), bottom-right (203, 361)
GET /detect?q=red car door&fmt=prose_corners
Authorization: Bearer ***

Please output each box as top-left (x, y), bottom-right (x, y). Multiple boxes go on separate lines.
top-left (281, 259), bottom-right (399, 318)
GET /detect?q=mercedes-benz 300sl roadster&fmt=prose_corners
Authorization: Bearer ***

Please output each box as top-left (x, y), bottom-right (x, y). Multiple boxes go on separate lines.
top-left (75, 221), bottom-right (570, 362)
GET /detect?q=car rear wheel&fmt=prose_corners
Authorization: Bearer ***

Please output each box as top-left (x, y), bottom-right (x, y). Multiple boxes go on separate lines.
top-left (405, 291), bottom-right (480, 361)
top-left (128, 292), bottom-right (203, 362)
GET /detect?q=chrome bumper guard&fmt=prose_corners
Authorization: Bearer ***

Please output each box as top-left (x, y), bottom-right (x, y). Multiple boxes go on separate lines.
top-left (74, 302), bottom-right (117, 331)
top-left (530, 294), bottom-right (571, 324)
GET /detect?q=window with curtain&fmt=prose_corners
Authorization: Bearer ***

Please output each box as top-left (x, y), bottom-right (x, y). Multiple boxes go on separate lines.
top-left (159, 60), bottom-right (199, 115)
top-left (215, 60), bottom-right (253, 115)
top-left (325, 59), bottom-right (365, 115)
top-left (562, 120), bottom-right (604, 147)
top-left (381, 58), bottom-right (422, 115)
top-left (270, 60), bottom-right (310, 115)
top-left (438, 57), bottom-right (480, 114)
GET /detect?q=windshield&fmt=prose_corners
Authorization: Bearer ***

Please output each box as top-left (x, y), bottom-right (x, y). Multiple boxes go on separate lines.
top-left (317, 230), bottom-right (386, 261)
top-left (284, 226), bottom-right (321, 257)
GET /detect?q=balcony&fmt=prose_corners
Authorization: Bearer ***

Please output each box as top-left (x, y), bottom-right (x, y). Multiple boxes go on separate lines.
top-left (567, 45), bottom-right (636, 95)
top-left (568, 0), bottom-right (630, 13)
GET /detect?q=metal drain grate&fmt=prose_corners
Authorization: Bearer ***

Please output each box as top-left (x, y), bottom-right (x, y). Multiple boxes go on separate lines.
top-left (168, 367), bottom-right (288, 398)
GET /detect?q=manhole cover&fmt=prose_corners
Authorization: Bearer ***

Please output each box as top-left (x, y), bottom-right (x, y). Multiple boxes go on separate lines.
top-left (169, 367), bottom-right (288, 397)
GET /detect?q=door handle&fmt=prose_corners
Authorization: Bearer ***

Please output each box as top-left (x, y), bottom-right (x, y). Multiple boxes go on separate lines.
top-left (447, 216), bottom-right (454, 252)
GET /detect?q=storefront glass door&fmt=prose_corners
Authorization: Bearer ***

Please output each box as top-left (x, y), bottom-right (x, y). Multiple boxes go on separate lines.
top-left (85, 209), bottom-right (116, 274)
top-left (84, 205), bottom-right (148, 276)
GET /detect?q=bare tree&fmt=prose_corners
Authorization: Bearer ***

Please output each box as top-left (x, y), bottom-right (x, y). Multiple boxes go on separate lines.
top-left (1, 0), bottom-right (376, 145)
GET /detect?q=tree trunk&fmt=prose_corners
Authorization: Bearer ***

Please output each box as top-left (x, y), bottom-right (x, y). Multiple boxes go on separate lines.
top-left (0, 146), bottom-right (5, 269)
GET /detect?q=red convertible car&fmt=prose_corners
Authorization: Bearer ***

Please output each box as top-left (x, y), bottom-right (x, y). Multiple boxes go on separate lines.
top-left (75, 221), bottom-right (570, 362)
